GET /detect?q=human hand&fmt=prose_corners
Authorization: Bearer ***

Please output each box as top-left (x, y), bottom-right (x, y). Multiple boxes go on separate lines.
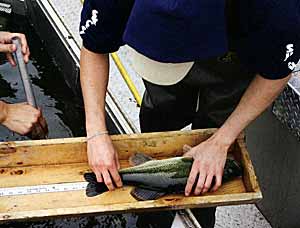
top-left (183, 136), bottom-right (230, 196)
top-left (87, 134), bottom-right (122, 191)
top-left (0, 101), bottom-right (42, 135)
top-left (0, 32), bottom-right (30, 66)
top-left (27, 107), bottom-right (48, 139)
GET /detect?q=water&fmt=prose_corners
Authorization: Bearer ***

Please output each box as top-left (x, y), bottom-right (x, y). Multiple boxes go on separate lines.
top-left (0, 15), bottom-right (85, 140)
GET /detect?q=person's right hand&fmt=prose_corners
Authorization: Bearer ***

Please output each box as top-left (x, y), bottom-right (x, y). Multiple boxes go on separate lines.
top-left (0, 32), bottom-right (30, 66)
top-left (0, 101), bottom-right (41, 135)
top-left (87, 134), bottom-right (123, 190)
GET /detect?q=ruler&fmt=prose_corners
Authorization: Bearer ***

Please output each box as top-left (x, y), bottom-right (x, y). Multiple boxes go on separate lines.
top-left (0, 182), bottom-right (88, 197)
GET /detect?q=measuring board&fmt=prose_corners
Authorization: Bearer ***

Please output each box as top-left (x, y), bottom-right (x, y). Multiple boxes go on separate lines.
top-left (0, 182), bottom-right (88, 197)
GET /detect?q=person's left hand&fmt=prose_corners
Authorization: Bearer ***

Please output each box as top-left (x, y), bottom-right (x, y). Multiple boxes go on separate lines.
top-left (183, 136), bottom-right (230, 196)
top-left (0, 32), bottom-right (30, 66)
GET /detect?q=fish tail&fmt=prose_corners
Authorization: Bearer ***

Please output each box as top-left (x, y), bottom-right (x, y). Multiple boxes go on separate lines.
top-left (84, 172), bottom-right (109, 197)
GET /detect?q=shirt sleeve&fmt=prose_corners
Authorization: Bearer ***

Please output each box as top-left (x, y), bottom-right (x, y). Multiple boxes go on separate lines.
top-left (79, 0), bottom-right (134, 54)
top-left (236, 0), bottom-right (300, 79)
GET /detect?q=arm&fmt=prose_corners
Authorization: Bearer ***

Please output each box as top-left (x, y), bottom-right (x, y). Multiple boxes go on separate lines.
top-left (185, 74), bottom-right (291, 196)
top-left (215, 74), bottom-right (291, 146)
top-left (80, 47), bottom-right (122, 190)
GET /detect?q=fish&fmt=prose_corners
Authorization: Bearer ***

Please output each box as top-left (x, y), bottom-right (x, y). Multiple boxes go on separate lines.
top-left (84, 148), bottom-right (243, 201)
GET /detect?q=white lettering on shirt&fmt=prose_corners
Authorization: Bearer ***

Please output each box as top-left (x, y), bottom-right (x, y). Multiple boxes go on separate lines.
top-left (283, 43), bottom-right (298, 71)
top-left (288, 62), bottom-right (297, 71)
top-left (284, 44), bottom-right (294, 61)
top-left (80, 10), bottom-right (99, 35)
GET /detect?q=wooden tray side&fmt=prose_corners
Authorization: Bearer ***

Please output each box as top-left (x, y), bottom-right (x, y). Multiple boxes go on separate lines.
top-left (0, 138), bottom-right (87, 168)
top-left (0, 129), bottom-right (216, 168)
top-left (0, 192), bottom-right (262, 222)
top-left (236, 139), bottom-right (261, 194)
top-left (112, 129), bottom-right (216, 160)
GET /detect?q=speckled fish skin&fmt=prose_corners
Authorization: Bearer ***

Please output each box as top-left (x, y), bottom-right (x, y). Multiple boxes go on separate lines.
top-left (120, 157), bottom-right (193, 191)
top-left (120, 156), bottom-right (242, 193)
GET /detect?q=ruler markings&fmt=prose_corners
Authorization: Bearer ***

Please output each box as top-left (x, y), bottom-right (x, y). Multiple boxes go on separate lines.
top-left (0, 182), bottom-right (88, 197)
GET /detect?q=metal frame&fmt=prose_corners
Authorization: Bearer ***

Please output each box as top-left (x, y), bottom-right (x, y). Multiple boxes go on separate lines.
top-left (273, 74), bottom-right (300, 140)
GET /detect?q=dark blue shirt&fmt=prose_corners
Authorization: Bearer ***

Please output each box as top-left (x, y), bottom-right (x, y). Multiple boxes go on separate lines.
top-left (80, 0), bottom-right (300, 79)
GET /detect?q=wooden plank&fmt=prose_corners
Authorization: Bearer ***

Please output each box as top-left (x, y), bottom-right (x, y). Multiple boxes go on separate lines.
top-left (0, 191), bottom-right (262, 222)
top-left (0, 161), bottom-right (244, 190)
top-left (0, 159), bottom-right (142, 188)
top-left (0, 178), bottom-right (246, 213)
top-left (0, 163), bottom-right (89, 188)
top-left (0, 178), bottom-right (250, 221)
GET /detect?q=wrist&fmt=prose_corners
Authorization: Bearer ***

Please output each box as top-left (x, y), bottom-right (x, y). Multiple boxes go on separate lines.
top-left (209, 128), bottom-right (237, 150)
top-left (87, 130), bottom-right (109, 141)
top-left (86, 120), bottom-right (107, 136)
top-left (0, 101), bottom-right (8, 124)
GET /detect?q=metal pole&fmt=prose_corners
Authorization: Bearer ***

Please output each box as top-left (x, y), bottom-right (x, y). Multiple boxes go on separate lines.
top-left (12, 36), bottom-right (48, 139)
top-left (12, 36), bottom-right (37, 107)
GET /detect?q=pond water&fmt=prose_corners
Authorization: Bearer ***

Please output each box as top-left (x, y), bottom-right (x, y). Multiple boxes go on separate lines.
top-left (0, 14), bottom-right (174, 228)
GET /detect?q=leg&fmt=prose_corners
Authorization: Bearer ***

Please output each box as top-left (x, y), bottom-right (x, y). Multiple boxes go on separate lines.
top-left (140, 79), bottom-right (198, 132)
top-left (138, 78), bottom-right (198, 227)
top-left (192, 53), bottom-right (254, 128)
top-left (189, 53), bottom-right (254, 228)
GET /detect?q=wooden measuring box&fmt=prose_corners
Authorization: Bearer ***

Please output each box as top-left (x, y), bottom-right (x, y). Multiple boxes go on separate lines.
top-left (0, 129), bottom-right (262, 222)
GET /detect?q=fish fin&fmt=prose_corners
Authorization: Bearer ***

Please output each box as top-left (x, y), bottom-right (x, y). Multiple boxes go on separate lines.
top-left (129, 153), bottom-right (153, 166)
top-left (182, 144), bottom-right (192, 153)
top-left (84, 172), bottom-right (97, 183)
top-left (86, 182), bottom-right (101, 197)
top-left (130, 187), bottom-right (166, 201)
top-left (84, 172), bottom-right (109, 197)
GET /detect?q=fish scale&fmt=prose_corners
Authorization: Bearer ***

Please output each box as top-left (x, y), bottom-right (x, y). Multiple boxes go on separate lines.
top-left (122, 172), bottom-right (187, 189)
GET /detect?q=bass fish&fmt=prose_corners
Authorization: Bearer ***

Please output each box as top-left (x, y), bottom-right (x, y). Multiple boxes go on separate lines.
top-left (84, 152), bottom-right (242, 201)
